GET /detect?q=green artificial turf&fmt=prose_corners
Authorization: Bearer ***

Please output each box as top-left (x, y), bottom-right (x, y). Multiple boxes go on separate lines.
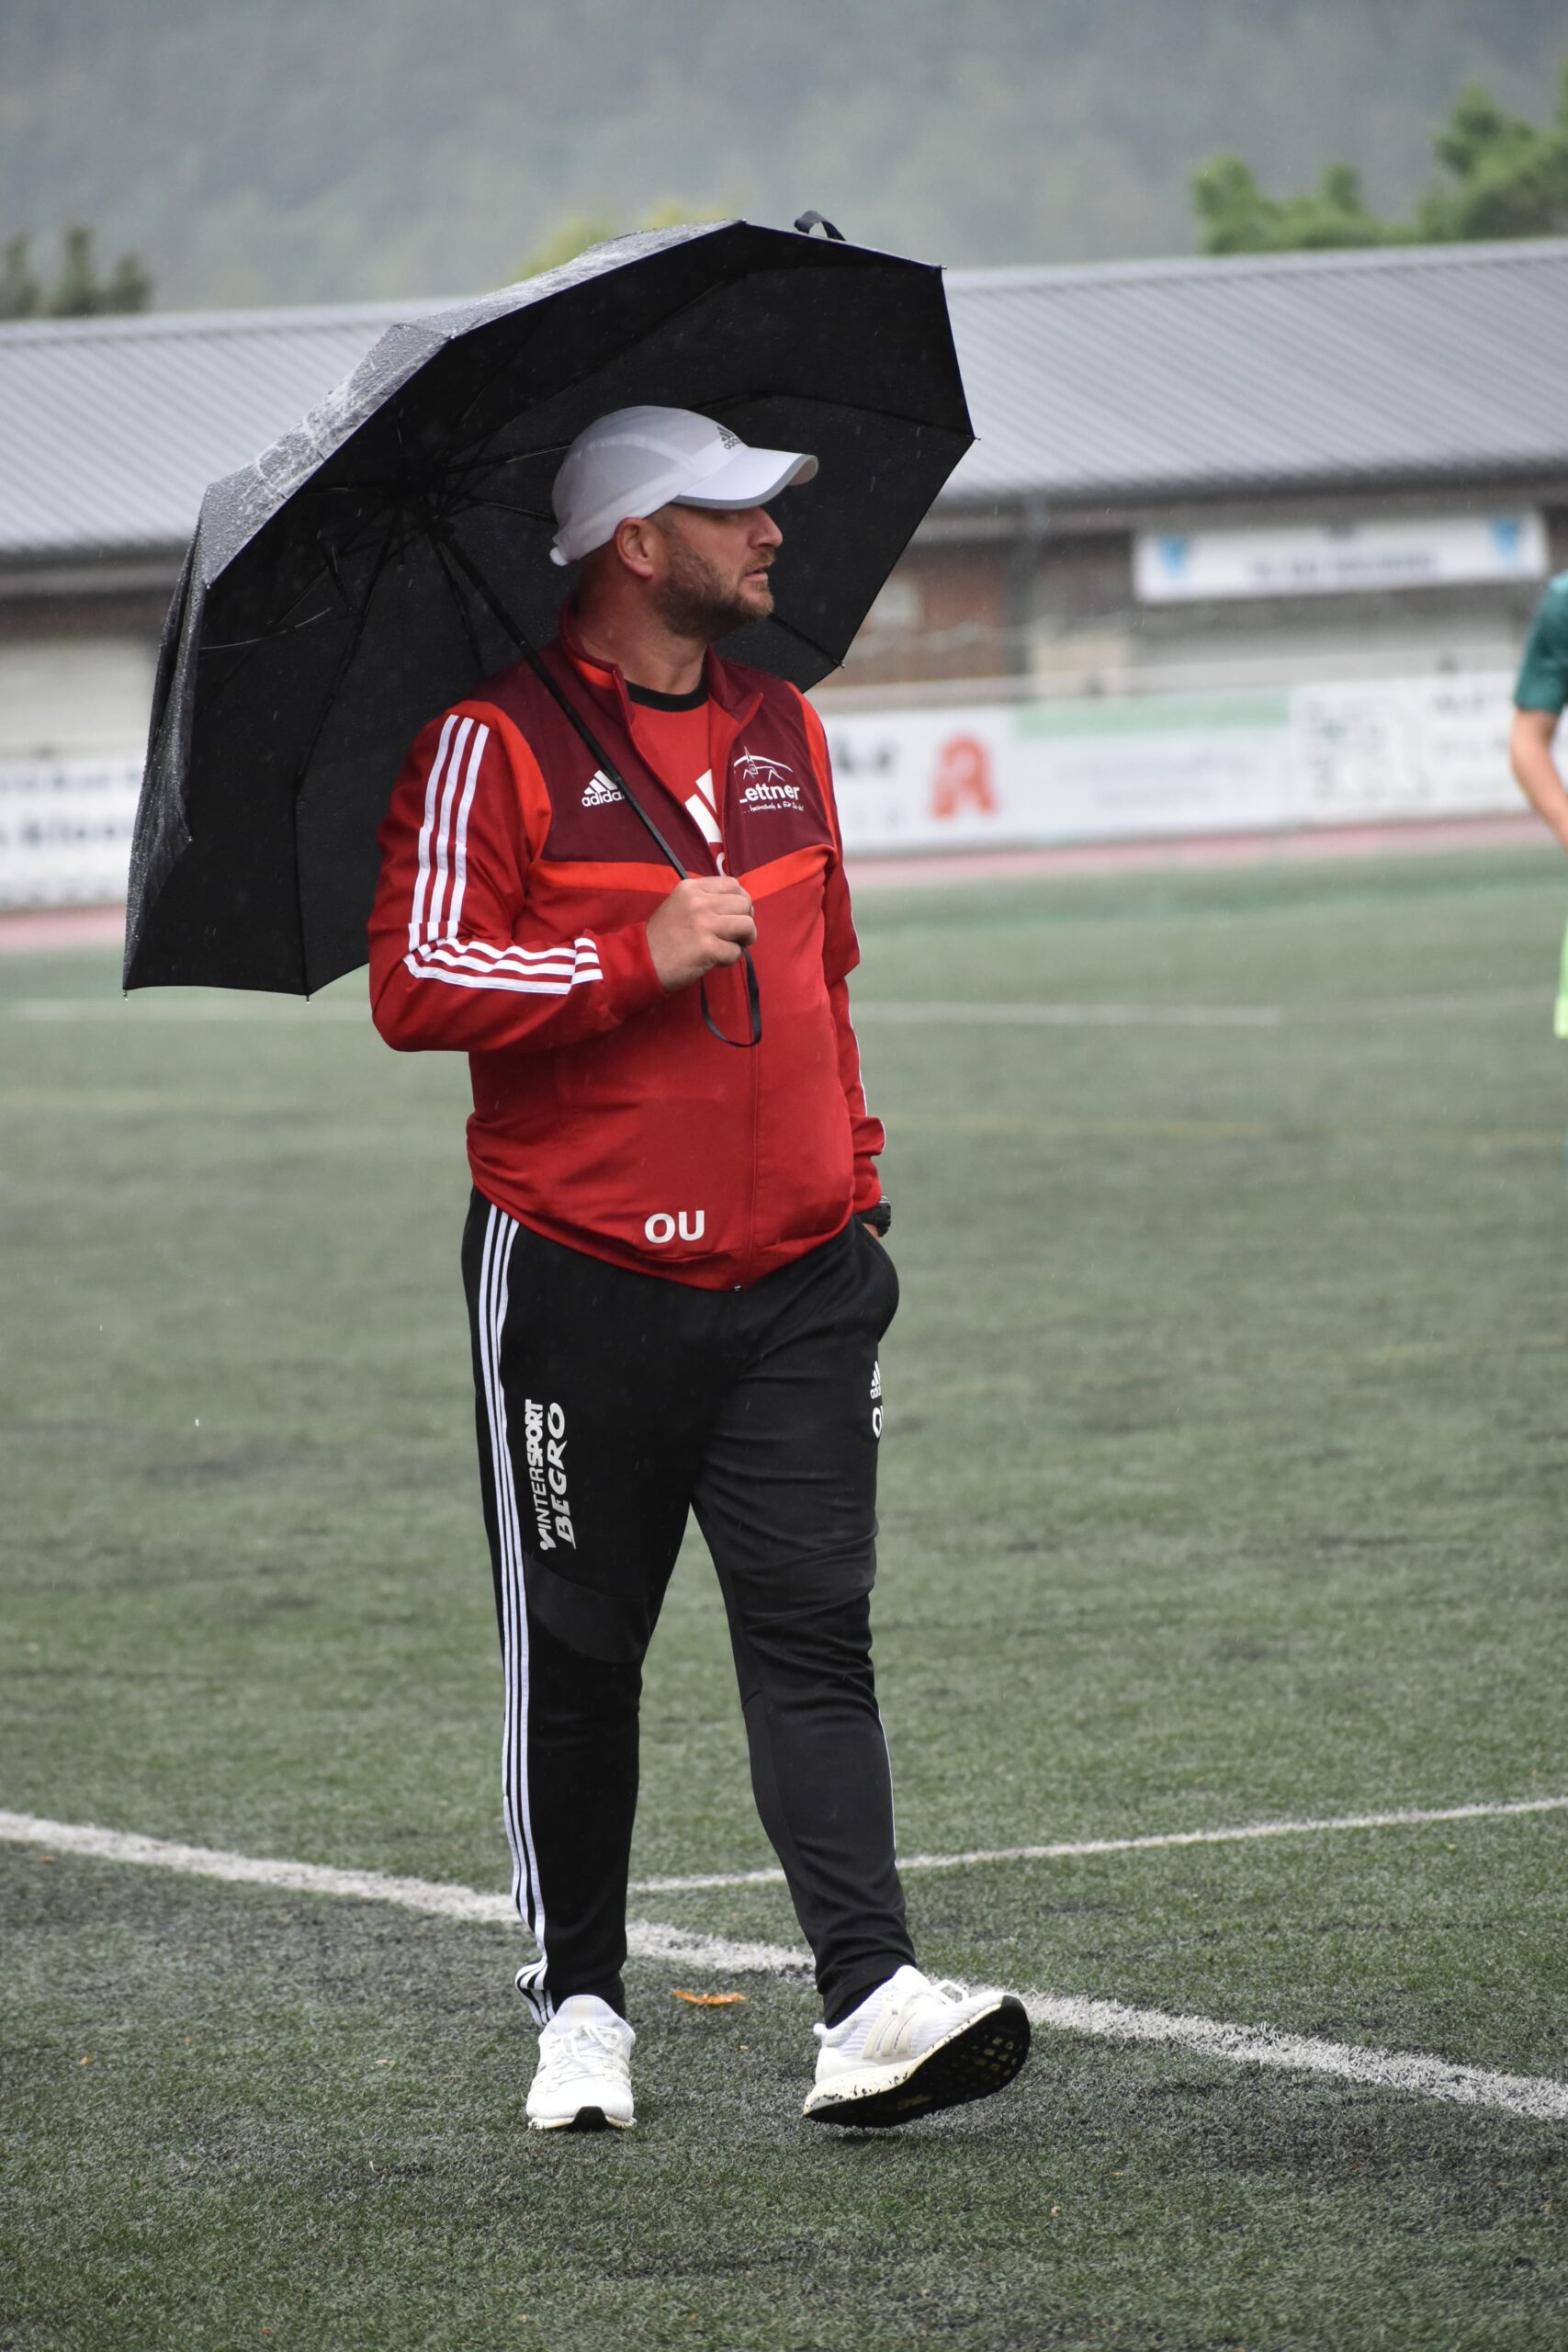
top-left (4, 846), bottom-right (1568, 2348)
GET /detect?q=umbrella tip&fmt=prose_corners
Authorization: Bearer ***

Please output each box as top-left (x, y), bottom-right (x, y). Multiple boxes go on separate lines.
top-left (793, 211), bottom-right (845, 242)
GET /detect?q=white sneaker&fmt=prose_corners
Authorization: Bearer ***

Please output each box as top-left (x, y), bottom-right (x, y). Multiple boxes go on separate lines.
top-left (525, 1995), bottom-right (636, 2132)
top-left (803, 1964), bottom-right (1030, 2128)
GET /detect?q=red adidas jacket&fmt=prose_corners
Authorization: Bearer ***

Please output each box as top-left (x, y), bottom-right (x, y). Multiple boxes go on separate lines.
top-left (368, 615), bottom-right (884, 1288)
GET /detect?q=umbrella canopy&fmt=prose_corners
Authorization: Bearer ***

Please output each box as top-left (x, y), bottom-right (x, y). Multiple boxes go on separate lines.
top-left (124, 219), bottom-right (974, 996)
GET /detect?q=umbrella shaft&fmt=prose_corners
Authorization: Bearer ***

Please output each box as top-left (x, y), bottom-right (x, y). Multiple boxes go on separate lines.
top-left (435, 532), bottom-right (689, 880)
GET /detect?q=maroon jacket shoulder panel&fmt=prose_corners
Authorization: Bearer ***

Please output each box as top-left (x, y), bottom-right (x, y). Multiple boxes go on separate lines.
top-left (468, 643), bottom-right (834, 879)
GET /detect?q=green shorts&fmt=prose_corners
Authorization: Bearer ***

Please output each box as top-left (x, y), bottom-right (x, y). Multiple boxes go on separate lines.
top-left (1557, 912), bottom-right (1568, 1040)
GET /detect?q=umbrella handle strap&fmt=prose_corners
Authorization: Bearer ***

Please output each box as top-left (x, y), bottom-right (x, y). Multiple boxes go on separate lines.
top-left (698, 947), bottom-right (762, 1050)
top-left (437, 530), bottom-right (761, 1050)
top-left (507, 626), bottom-right (762, 1050)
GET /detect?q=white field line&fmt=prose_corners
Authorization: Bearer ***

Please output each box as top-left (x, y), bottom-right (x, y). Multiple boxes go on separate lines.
top-left (859, 1001), bottom-right (1282, 1029)
top-left (4, 1807), bottom-right (1564, 2124)
top-left (626, 1794), bottom-right (1568, 1894)
top-left (0, 1812), bottom-right (803, 1975)
top-left (1021, 1994), bottom-right (1568, 2125)
top-left (1299, 988), bottom-right (1543, 1021)
top-left (11, 996), bottom-right (368, 1022)
top-left (8, 988), bottom-right (1542, 1029)
top-left (854, 990), bottom-right (1543, 1028)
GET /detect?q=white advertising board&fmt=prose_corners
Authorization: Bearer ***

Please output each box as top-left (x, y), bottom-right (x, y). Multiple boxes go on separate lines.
top-left (0, 674), bottom-right (1527, 910)
top-left (826, 691), bottom-right (1293, 854)
top-left (0, 753), bottom-right (142, 909)
top-left (824, 672), bottom-right (1521, 857)
top-left (1291, 674), bottom-right (1520, 822)
top-left (1134, 512), bottom-right (1547, 603)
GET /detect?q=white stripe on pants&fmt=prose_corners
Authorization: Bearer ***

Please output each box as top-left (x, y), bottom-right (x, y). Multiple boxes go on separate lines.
top-left (475, 1202), bottom-right (550, 2011)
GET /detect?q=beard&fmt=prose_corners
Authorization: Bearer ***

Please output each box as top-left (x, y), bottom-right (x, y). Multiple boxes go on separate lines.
top-left (653, 527), bottom-right (773, 640)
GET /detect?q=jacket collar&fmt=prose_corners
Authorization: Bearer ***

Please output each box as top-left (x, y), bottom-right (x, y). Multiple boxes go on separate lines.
top-left (555, 603), bottom-right (761, 726)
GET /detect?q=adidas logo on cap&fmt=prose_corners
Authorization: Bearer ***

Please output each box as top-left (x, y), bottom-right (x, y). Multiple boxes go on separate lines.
top-left (581, 771), bottom-right (622, 808)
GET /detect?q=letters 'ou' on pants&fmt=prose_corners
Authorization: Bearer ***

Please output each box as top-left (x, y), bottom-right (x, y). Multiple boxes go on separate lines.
top-left (461, 1194), bottom-right (914, 2026)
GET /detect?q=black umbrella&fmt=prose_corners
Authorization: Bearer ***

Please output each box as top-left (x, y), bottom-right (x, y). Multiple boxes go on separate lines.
top-left (123, 216), bottom-right (974, 996)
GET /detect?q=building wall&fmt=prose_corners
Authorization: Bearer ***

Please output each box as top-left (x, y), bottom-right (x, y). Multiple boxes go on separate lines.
top-left (819, 494), bottom-right (1568, 703)
top-left (833, 545), bottom-right (1013, 691)
top-left (0, 587), bottom-right (169, 908)
top-left (0, 633), bottom-right (160, 758)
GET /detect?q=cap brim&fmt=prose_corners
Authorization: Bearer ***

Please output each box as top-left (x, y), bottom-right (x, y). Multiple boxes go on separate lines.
top-left (550, 443), bottom-right (819, 564)
top-left (671, 446), bottom-right (818, 510)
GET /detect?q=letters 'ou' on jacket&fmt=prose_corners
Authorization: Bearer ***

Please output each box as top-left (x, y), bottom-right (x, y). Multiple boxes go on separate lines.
top-left (368, 619), bottom-right (884, 1290)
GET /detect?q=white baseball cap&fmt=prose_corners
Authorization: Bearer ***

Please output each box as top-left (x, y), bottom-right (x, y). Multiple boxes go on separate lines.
top-left (550, 404), bottom-right (818, 567)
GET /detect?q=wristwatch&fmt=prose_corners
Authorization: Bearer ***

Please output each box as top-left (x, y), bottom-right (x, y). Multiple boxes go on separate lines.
top-left (857, 1198), bottom-right (893, 1237)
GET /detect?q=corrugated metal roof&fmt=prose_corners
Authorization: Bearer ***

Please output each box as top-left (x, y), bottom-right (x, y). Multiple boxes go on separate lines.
top-left (0, 301), bottom-right (416, 561)
top-left (3, 238), bottom-right (1566, 562)
top-left (948, 239), bottom-right (1568, 507)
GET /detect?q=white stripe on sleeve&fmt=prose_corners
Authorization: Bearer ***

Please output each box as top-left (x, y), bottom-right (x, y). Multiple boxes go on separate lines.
top-left (402, 718), bottom-right (606, 1002)
top-left (407, 713), bottom-right (462, 950)
top-left (440, 721), bottom-right (489, 942)
top-left (403, 934), bottom-right (604, 996)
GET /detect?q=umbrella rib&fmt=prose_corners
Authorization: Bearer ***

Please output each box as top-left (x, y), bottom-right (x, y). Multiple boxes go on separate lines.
top-left (705, 386), bottom-right (972, 436)
top-left (201, 605), bottom-right (335, 653)
top-left (464, 444), bottom-right (574, 473)
top-left (451, 495), bottom-right (557, 524)
top-left (282, 529), bottom-right (400, 990)
top-left (467, 434), bottom-right (576, 461)
top-left (197, 553), bottom-right (356, 695)
top-left (288, 535), bottom-right (398, 789)
top-left (195, 537), bottom-right (358, 661)
top-left (428, 529), bottom-right (492, 677)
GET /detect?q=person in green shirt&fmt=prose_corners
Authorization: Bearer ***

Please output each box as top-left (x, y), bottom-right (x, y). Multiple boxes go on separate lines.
top-left (1510, 571), bottom-right (1568, 1036)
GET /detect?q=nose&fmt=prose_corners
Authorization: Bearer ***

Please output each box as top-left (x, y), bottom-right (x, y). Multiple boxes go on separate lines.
top-left (750, 507), bottom-right (784, 549)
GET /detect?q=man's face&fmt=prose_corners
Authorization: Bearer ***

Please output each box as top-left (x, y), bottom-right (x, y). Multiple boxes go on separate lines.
top-left (649, 503), bottom-right (784, 639)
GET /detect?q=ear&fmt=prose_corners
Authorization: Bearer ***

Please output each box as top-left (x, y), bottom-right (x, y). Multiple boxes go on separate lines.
top-left (611, 514), bottom-right (663, 582)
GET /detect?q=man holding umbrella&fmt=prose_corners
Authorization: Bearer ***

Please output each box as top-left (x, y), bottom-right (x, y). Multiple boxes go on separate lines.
top-left (367, 404), bottom-right (1031, 2132)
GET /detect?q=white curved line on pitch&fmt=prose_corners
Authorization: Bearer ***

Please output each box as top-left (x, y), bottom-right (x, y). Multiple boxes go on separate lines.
top-left (626, 1794), bottom-right (1568, 1894)
top-left (1021, 1994), bottom-right (1568, 2125)
top-left (6, 1796), bottom-right (1562, 1905)
top-left (12, 989), bottom-right (1541, 1028)
top-left (0, 1811), bottom-right (805, 1973)
top-left (859, 1001), bottom-right (1282, 1027)
top-left (3, 1808), bottom-right (1563, 2124)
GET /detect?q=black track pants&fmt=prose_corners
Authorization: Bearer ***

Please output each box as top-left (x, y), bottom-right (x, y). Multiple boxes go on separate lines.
top-left (462, 1193), bottom-right (914, 2027)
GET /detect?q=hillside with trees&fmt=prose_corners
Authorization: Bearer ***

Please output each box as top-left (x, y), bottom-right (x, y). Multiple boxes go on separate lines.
top-left (1196, 57), bottom-right (1568, 250)
top-left (3, 0), bottom-right (1565, 310)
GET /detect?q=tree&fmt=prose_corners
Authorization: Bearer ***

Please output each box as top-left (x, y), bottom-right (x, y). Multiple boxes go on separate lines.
top-left (1193, 156), bottom-right (1393, 254)
top-left (1193, 55), bottom-right (1568, 254)
top-left (0, 234), bottom-right (42, 319)
top-left (0, 225), bottom-right (152, 320)
top-left (511, 198), bottom-right (728, 283)
top-left (1415, 66), bottom-right (1568, 242)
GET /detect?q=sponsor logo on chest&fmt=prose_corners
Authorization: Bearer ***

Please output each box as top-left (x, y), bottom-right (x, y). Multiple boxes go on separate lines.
top-left (735, 747), bottom-right (801, 810)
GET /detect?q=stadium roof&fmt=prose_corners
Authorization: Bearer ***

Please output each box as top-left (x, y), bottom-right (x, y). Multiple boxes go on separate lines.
top-left (3, 237), bottom-right (1567, 566)
top-left (947, 238), bottom-right (1568, 510)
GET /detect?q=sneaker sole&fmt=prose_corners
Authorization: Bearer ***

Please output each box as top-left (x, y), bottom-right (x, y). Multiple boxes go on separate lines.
top-left (803, 1996), bottom-right (1031, 2129)
top-left (527, 2105), bottom-right (634, 2132)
